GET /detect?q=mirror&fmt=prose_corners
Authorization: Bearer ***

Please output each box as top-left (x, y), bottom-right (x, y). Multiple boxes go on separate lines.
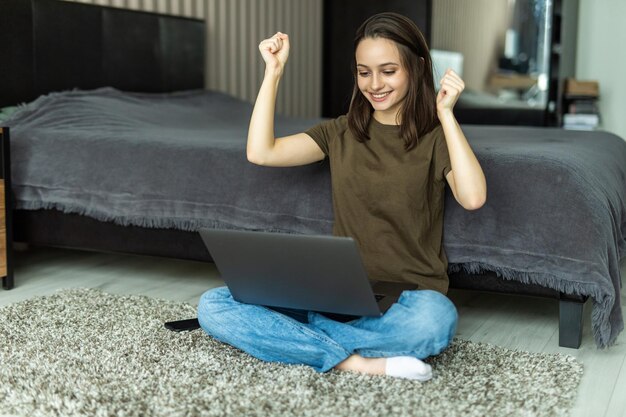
top-left (431, 0), bottom-right (551, 117)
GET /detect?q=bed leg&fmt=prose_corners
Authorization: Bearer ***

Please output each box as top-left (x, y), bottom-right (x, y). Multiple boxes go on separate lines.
top-left (2, 273), bottom-right (13, 290)
top-left (558, 293), bottom-right (587, 349)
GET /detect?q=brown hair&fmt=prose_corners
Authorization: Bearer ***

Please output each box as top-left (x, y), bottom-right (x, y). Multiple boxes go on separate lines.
top-left (347, 12), bottom-right (439, 150)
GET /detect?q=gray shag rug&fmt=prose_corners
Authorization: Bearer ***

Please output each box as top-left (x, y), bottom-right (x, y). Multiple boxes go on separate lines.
top-left (0, 288), bottom-right (583, 417)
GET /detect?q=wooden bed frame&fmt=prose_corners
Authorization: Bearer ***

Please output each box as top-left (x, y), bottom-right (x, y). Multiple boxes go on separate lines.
top-left (0, 0), bottom-right (587, 348)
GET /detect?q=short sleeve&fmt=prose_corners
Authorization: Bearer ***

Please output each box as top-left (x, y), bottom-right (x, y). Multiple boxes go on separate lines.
top-left (433, 126), bottom-right (452, 181)
top-left (304, 116), bottom-right (348, 156)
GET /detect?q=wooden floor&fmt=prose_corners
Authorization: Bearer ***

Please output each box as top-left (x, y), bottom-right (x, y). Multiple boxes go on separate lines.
top-left (2, 246), bottom-right (625, 417)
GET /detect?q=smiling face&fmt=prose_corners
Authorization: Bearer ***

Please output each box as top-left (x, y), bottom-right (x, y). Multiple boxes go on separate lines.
top-left (355, 37), bottom-right (409, 125)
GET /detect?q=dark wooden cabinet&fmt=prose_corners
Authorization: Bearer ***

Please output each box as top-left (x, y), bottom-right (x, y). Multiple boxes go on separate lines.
top-left (322, 0), bottom-right (432, 118)
top-left (0, 127), bottom-right (14, 290)
top-left (547, 0), bottom-right (580, 126)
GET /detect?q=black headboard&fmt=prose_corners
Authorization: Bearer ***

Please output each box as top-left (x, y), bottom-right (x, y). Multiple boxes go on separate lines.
top-left (0, 0), bottom-right (205, 108)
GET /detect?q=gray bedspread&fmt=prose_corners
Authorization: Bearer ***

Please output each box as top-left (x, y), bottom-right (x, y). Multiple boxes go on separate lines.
top-left (4, 88), bottom-right (625, 347)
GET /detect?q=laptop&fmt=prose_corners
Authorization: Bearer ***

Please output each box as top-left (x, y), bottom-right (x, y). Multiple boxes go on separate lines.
top-left (198, 228), bottom-right (418, 318)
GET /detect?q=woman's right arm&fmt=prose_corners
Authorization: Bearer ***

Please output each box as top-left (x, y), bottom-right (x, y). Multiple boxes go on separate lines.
top-left (247, 32), bottom-right (325, 167)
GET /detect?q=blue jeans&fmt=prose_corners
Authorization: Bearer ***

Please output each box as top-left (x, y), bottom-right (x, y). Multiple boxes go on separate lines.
top-left (197, 286), bottom-right (458, 372)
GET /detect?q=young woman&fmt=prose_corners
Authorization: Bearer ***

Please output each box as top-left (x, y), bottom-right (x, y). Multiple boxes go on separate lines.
top-left (198, 12), bottom-right (486, 381)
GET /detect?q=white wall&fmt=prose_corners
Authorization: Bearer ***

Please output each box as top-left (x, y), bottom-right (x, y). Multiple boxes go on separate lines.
top-left (576, 0), bottom-right (626, 140)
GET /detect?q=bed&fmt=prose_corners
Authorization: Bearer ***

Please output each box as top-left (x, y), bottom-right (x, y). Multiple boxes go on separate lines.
top-left (1, 0), bottom-right (625, 350)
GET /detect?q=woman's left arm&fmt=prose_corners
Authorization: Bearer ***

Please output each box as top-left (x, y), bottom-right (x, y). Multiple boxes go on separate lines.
top-left (436, 69), bottom-right (487, 211)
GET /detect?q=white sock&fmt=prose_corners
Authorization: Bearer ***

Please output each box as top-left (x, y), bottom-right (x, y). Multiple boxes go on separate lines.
top-left (385, 356), bottom-right (433, 382)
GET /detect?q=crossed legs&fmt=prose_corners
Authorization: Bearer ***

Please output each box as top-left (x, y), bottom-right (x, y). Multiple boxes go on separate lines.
top-left (197, 286), bottom-right (457, 380)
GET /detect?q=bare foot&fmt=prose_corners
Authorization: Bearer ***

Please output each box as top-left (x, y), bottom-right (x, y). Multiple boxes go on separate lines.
top-left (334, 354), bottom-right (386, 375)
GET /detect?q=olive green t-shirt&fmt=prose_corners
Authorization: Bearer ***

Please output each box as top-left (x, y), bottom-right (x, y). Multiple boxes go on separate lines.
top-left (305, 115), bottom-right (452, 294)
